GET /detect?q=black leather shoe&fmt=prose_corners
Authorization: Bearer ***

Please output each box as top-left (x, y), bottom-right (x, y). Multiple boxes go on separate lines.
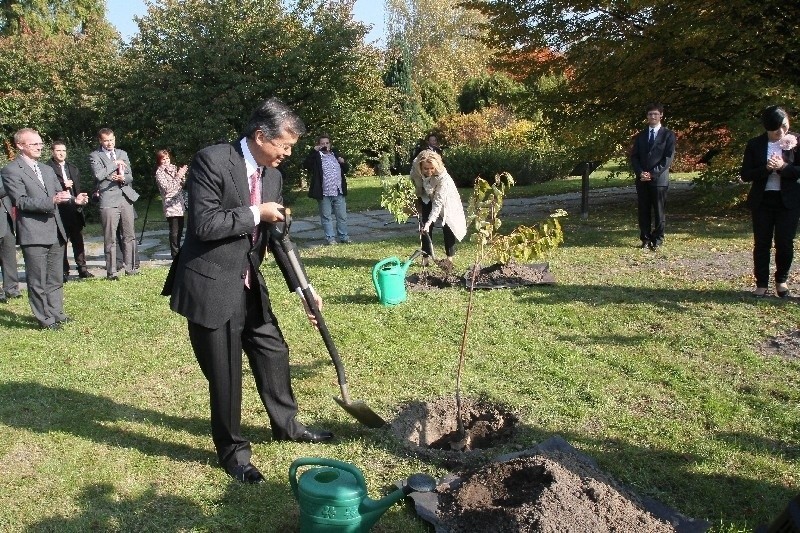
top-left (0, 296), bottom-right (7, 304)
top-left (63, 273), bottom-right (69, 283)
top-left (777, 284), bottom-right (790, 298)
top-left (638, 241), bottom-right (649, 249)
top-left (224, 463), bottom-right (265, 484)
top-left (78, 270), bottom-right (95, 279)
top-left (278, 429), bottom-right (334, 444)
top-left (42, 323), bottom-right (62, 331)
top-left (107, 274), bottom-right (119, 281)
top-left (7, 293), bottom-right (22, 299)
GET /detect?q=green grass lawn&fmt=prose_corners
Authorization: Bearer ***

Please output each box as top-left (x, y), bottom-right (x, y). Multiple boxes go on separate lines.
top-left (0, 186), bottom-right (798, 532)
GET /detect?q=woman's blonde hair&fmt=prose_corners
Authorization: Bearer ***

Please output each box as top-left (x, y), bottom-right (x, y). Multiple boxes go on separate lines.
top-left (411, 149), bottom-right (445, 179)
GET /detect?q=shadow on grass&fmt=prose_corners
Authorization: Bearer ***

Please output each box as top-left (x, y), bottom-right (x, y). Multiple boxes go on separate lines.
top-left (0, 381), bottom-right (216, 464)
top-left (25, 478), bottom-right (299, 532)
top-left (0, 307), bottom-right (39, 330)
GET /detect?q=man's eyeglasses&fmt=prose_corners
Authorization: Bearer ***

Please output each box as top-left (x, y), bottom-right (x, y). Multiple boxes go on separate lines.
top-left (25, 142), bottom-right (44, 147)
top-left (268, 139), bottom-right (293, 152)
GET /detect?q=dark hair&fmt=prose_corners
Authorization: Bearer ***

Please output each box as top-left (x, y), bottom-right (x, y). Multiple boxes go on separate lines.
top-left (316, 133), bottom-right (331, 144)
top-left (51, 139), bottom-right (67, 149)
top-left (242, 97), bottom-right (306, 140)
top-left (761, 105), bottom-right (788, 131)
top-left (97, 127), bottom-right (114, 138)
top-left (645, 102), bottom-right (664, 114)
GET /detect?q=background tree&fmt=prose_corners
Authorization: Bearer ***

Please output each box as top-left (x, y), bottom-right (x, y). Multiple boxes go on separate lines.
top-left (0, 3), bottom-right (119, 143)
top-left (466, 0), bottom-right (800, 169)
top-left (112, 0), bottom-right (396, 192)
top-left (0, 0), bottom-right (105, 35)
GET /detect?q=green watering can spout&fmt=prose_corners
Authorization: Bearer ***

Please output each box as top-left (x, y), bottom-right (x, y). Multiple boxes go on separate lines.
top-left (400, 249), bottom-right (423, 275)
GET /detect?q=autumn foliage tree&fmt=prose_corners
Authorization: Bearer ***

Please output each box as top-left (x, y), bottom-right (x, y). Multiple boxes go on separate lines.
top-left (466, 0), bottom-right (800, 169)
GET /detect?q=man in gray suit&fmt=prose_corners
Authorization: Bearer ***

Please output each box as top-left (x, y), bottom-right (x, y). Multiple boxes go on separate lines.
top-left (0, 128), bottom-right (89, 329)
top-left (89, 128), bottom-right (140, 279)
top-left (0, 181), bottom-right (22, 303)
top-left (163, 98), bottom-right (333, 484)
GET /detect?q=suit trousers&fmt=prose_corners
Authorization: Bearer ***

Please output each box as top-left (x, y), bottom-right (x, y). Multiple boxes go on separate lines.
top-left (21, 241), bottom-right (67, 327)
top-left (187, 284), bottom-right (304, 469)
top-left (636, 183), bottom-right (669, 244)
top-left (0, 229), bottom-right (20, 297)
top-left (751, 191), bottom-right (800, 287)
top-left (62, 220), bottom-right (87, 274)
top-left (100, 202), bottom-right (135, 276)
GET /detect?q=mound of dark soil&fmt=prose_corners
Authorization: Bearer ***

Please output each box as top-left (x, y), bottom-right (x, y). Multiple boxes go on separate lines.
top-left (403, 436), bottom-right (710, 533)
top-left (758, 329), bottom-right (800, 360)
top-left (464, 262), bottom-right (555, 290)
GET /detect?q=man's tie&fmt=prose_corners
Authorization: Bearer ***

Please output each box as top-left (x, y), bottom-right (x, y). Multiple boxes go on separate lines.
top-left (648, 129), bottom-right (655, 149)
top-left (32, 164), bottom-right (45, 188)
top-left (244, 168), bottom-right (262, 288)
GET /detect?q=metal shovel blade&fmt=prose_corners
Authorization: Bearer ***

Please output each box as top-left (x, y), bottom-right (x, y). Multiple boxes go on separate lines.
top-left (333, 396), bottom-right (386, 429)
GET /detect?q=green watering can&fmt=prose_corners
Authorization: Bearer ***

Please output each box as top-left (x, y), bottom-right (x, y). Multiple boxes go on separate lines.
top-left (372, 250), bottom-right (422, 306)
top-left (289, 457), bottom-right (436, 532)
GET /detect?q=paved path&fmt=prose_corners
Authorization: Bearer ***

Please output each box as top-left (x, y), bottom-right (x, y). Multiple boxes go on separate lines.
top-left (16, 182), bottom-right (695, 286)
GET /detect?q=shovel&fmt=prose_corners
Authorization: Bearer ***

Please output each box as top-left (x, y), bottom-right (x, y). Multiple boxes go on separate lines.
top-left (268, 210), bottom-right (386, 429)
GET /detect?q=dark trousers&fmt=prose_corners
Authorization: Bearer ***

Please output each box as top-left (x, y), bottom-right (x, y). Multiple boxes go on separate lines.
top-left (752, 191), bottom-right (800, 287)
top-left (636, 182), bottom-right (668, 245)
top-left (0, 228), bottom-right (20, 297)
top-left (187, 285), bottom-right (303, 469)
top-left (62, 222), bottom-right (87, 274)
top-left (167, 216), bottom-right (184, 259)
top-left (418, 198), bottom-right (457, 257)
top-left (21, 240), bottom-right (66, 327)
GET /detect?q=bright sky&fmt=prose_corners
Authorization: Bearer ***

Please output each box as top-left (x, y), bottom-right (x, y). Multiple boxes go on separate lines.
top-left (105, 0), bottom-right (386, 46)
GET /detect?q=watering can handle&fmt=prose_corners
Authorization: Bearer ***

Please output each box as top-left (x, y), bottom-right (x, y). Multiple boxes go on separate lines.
top-left (289, 457), bottom-right (368, 499)
top-left (371, 257), bottom-right (399, 300)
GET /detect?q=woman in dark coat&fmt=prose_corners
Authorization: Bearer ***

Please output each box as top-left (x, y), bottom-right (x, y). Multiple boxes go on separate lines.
top-left (740, 105), bottom-right (800, 297)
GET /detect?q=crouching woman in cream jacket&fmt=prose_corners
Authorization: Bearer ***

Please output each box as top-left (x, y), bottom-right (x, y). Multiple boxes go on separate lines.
top-left (410, 150), bottom-right (467, 267)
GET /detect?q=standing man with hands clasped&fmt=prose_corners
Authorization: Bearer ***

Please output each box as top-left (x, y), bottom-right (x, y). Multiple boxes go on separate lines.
top-left (46, 140), bottom-right (94, 281)
top-left (163, 98), bottom-right (333, 484)
top-left (0, 128), bottom-right (89, 329)
top-left (304, 134), bottom-right (350, 245)
top-left (631, 103), bottom-right (676, 251)
top-left (89, 128), bottom-right (140, 280)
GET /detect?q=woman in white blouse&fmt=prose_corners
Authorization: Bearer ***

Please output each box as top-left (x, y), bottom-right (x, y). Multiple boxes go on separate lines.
top-left (409, 150), bottom-right (466, 267)
top-left (741, 106), bottom-right (800, 297)
top-left (154, 149), bottom-right (188, 259)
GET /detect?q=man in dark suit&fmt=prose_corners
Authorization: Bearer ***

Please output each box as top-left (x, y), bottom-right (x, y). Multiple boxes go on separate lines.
top-left (631, 102), bottom-right (676, 250)
top-left (88, 128), bottom-right (140, 280)
top-left (46, 140), bottom-right (94, 281)
top-left (0, 180), bottom-right (21, 303)
top-left (0, 128), bottom-right (89, 329)
top-left (163, 98), bottom-right (333, 484)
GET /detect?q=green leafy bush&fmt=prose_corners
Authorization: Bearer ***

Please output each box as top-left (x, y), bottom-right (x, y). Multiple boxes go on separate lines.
top-left (444, 144), bottom-right (569, 186)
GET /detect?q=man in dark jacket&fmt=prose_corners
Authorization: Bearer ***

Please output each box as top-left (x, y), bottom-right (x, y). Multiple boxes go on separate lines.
top-left (46, 140), bottom-right (94, 280)
top-left (303, 134), bottom-right (350, 244)
top-left (630, 103), bottom-right (676, 250)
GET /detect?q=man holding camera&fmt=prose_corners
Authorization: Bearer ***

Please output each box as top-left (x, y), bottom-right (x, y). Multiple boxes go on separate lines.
top-left (304, 134), bottom-right (350, 245)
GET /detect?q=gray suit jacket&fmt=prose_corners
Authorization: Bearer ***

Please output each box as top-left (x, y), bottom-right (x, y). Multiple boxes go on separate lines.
top-left (0, 177), bottom-right (15, 238)
top-left (89, 146), bottom-right (140, 207)
top-left (0, 156), bottom-right (66, 245)
top-left (163, 141), bottom-right (300, 329)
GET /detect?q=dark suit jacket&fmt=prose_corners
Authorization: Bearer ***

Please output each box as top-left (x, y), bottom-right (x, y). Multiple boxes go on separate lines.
top-left (304, 149), bottom-right (349, 200)
top-left (0, 157), bottom-right (67, 245)
top-left (631, 127), bottom-right (676, 187)
top-left (88, 146), bottom-right (140, 207)
top-left (45, 159), bottom-right (85, 230)
top-left (163, 141), bottom-right (301, 329)
top-left (741, 132), bottom-right (800, 210)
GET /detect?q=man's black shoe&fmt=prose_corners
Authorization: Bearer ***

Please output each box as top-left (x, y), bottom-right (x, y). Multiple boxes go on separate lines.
top-left (276, 429), bottom-right (334, 444)
top-left (107, 274), bottom-right (119, 281)
top-left (639, 241), bottom-right (649, 249)
top-left (225, 463), bottom-right (265, 484)
top-left (78, 270), bottom-right (95, 279)
top-left (7, 293), bottom-right (22, 299)
top-left (0, 296), bottom-right (7, 304)
top-left (63, 273), bottom-right (69, 283)
top-left (42, 323), bottom-right (62, 331)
